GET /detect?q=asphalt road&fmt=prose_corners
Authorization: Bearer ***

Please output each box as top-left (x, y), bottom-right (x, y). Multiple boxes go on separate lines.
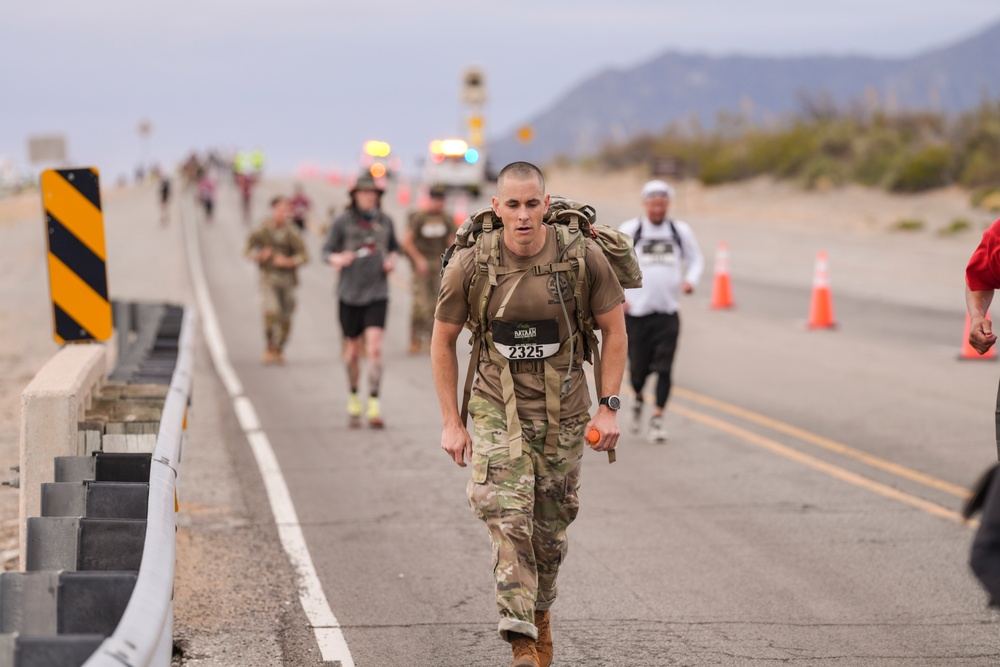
top-left (170, 175), bottom-right (1000, 666)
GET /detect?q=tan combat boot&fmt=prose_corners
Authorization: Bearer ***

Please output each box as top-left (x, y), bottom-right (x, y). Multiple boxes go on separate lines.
top-left (509, 632), bottom-right (539, 667)
top-left (534, 610), bottom-right (553, 667)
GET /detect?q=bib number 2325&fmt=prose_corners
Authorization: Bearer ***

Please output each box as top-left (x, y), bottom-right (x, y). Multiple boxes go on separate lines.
top-left (492, 319), bottom-right (561, 361)
top-left (507, 344), bottom-right (545, 359)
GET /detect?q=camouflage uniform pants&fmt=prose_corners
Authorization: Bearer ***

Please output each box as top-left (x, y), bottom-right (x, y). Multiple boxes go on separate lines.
top-left (259, 278), bottom-right (296, 350)
top-left (467, 394), bottom-right (587, 641)
top-left (410, 269), bottom-right (441, 345)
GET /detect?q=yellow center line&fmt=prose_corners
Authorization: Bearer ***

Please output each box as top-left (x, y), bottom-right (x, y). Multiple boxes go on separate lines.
top-left (671, 403), bottom-right (975, 526)
top-left (673, 387), bottom-right (970, 499)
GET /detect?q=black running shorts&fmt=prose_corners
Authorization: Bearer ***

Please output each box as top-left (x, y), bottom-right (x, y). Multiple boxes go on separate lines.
top-left (339, 299), bottom-right (388, 339)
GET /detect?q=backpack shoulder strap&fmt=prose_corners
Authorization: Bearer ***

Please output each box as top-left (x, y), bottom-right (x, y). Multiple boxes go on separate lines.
top-left (461, 226), bottom-right (524, 425)
top-left (668, 219), bottom-right (684, 260)
top-left (459, 229), bottom-right (497, 424)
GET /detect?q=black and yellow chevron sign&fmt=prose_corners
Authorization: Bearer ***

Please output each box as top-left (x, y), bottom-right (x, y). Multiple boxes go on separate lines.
top-left (40, 167), bottom-right (112, 343)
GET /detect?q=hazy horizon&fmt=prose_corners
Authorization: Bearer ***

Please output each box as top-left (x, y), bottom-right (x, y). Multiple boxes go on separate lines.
top-left (2, 1), bottom-right (999, 181)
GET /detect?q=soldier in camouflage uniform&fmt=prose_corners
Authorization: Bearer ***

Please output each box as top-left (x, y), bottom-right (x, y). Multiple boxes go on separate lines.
top-left (432, 162), bottom-right (628, 667)
top-left (245, 196), bottom-right (308, 364)
top-left (400, 185), bottom-right (455, 353)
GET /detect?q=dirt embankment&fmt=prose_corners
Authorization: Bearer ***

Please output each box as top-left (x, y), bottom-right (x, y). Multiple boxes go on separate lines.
top-left (547, 167), bottom-right (995, 235)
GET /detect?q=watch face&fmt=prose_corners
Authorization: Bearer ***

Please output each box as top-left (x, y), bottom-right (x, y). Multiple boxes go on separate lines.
top-left (606, 396), bottom-right (621, 410)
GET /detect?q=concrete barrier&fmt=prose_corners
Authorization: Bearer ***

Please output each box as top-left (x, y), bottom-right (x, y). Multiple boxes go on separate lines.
top-left (19, 344), bottom-right (107, 569)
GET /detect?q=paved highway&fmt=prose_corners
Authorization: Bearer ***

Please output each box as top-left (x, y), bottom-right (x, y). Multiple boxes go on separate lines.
top-left (166, 175), bottom-right (1000, 665)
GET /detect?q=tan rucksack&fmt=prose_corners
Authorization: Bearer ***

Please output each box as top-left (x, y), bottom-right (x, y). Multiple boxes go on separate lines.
top-left (440, 196), bottom-right (642, 462)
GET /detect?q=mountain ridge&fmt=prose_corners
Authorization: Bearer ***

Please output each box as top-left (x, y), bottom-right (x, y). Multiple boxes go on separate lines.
top-left (488, 19), bottom-right (1000, 166)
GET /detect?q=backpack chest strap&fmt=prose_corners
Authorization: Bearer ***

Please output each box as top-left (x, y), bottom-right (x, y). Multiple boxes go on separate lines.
top-left (483, 333), bottom-right (574, 455)
top-left (532, 261), bottom-right (574, 276)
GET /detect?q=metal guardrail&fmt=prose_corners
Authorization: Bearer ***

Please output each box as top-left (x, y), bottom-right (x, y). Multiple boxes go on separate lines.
top-left (80, 306), bottom-right (197, 667)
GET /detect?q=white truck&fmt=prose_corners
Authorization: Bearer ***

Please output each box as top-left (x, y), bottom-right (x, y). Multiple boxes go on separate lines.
top-left (422, 138), bottom-right (486, 197)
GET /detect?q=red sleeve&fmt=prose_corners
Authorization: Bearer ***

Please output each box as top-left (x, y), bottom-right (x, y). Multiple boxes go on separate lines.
top-left (966, 219), bottom-right (1000, 291)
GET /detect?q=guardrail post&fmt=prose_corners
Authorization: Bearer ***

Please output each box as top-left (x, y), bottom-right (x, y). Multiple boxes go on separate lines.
top-left (18, 345), bottom-right (107, 570)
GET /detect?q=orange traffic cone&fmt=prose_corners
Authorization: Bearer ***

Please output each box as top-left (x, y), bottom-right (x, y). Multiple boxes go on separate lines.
top-left (807, 251), bottom-right (836, 329)
top-left (960, 312), bottom-right (997, 360)
top-left (453, 193), bottom-right (469, 225)
top-left (710, 242), bottom-right (735, 309)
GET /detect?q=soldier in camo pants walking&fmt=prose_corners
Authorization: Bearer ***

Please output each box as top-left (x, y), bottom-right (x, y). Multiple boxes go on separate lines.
top-left (245, 196), bottom-right (308, 364)
top-left (432, 162), bottom-right (628, 667)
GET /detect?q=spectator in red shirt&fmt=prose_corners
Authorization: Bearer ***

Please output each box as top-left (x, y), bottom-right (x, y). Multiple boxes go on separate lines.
top-left (962, 217), bottom-right (1000, 607)
top-left (966, 219), bottom-right (1000, 354)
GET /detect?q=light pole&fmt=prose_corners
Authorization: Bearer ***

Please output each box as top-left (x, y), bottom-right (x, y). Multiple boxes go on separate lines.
top-left (137, 119), bottom-right (152, 180)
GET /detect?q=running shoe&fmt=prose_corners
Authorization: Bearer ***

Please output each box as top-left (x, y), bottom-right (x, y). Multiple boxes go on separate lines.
top-left (348, 393), bottom-right (363, 429)
top-left (648, 416), bottom-right (668, 444)
top-left (629, 402), bottom-right (643, 435)
top-left (367, 397), bottom-right (384, 429)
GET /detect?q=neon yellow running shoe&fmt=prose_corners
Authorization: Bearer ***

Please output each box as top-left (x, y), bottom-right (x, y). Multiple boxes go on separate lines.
top-left (367, 397), bottom-right (384, 429)
top-left (348, 393), bottom-right (363, 428)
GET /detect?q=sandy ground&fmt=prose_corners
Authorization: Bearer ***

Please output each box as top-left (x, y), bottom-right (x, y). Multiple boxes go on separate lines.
top-left (548, 167), bottom-right (996, 235)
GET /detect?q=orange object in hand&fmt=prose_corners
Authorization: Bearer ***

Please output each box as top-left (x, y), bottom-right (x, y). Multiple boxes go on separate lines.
top-left (587, 429), bottom-right (600, 444)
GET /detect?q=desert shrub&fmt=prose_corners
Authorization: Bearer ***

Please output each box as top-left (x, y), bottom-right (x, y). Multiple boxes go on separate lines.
top-left (591, 99), bottom-right (1000, 194)
top-left (851, 131), bottom-right (903, 186)
top-left (893, 218), bottom-right (926, 231)
top-left (888, 146), bottom-right (952, 192)
top-left (957, 147), bottom-right (1000, 189)
top-left (801, 156), bottom-right (847, 190)
top-left (698, 148), bottom-right (748, 185)
top-left (938, 219), bottom-right (971, 235)
top-left (972, 187), bottom-right (998, 206)
top-left (976, 191), bottom-right (1000, 212)
top-left (746, 125), bottom-right (817, 176)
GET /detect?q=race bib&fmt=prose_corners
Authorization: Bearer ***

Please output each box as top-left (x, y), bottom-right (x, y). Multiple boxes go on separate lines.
top-left (492, 320), bottom-right (560, 360)
top-left (421, 222), bottom-right (448, 239)
top-left (642, 240), bottom-right (676, 265)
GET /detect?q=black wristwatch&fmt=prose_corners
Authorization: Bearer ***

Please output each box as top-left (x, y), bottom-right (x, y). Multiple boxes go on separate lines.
top-left (599, 395), bottom-right (621, 410)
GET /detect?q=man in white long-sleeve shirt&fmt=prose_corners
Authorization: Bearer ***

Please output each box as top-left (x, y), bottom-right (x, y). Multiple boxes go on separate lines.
top-left (618, 180), bottom-right (704, 442)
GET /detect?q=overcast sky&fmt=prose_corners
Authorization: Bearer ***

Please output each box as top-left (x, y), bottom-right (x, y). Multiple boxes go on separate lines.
top-left (2, 1), bottom-right (999, 180)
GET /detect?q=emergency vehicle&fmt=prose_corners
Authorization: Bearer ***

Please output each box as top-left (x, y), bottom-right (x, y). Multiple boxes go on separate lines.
top-left (422, 139), bottom-right (486, 197)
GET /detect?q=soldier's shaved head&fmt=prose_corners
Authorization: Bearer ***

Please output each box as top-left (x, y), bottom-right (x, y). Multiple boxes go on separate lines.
top-left (497, 161), bottom-right (545, 195)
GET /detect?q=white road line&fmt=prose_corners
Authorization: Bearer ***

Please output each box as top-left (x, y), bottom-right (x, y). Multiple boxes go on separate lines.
top-left (233, 396), bottom-right (261, 432)
top-left (182, 201), bottom-right (354, 666)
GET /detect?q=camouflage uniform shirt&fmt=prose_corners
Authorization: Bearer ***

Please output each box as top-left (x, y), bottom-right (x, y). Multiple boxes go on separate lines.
top-left (244, 221), bottom-right (308, 286)
top-left (436, 224), bottom-right (624, 420)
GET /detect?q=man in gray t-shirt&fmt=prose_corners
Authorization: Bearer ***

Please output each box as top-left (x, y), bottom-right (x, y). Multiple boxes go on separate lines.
top-left (323, 173), bottom-right (400, 428)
